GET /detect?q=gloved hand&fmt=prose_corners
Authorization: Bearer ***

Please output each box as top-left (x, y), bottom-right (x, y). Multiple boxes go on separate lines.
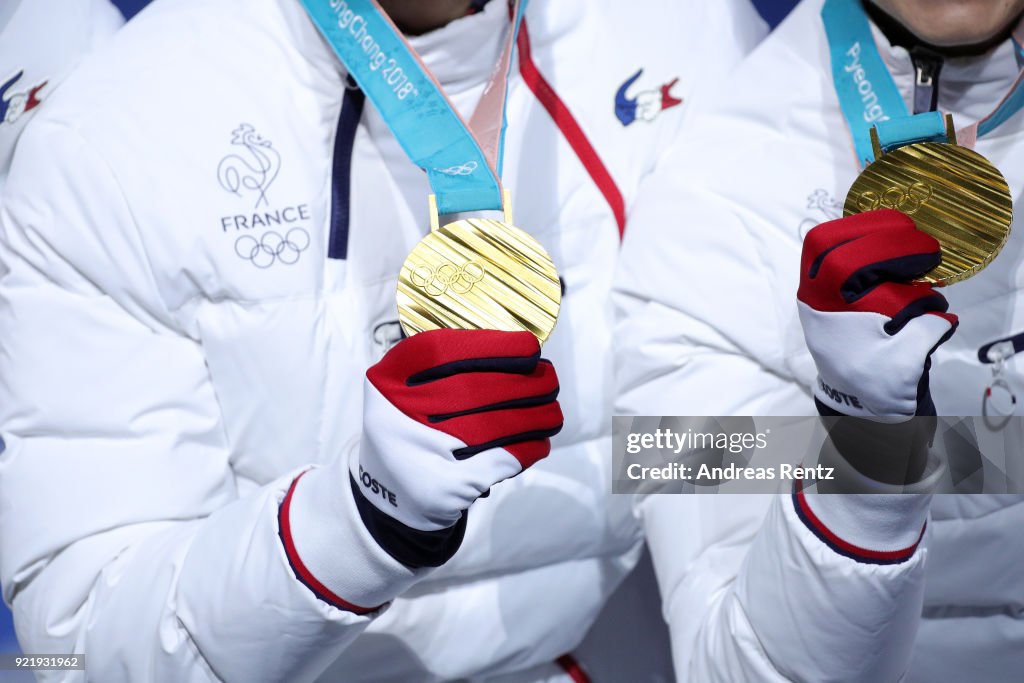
top-left (797, 209), bottom-right (958, 418)
top-left (353, 328), bottom-right (563, 567)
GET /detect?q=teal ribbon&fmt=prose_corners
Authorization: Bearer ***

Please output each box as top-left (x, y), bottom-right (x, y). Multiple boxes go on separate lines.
top-left (302, 0), bottom-right (527, 214)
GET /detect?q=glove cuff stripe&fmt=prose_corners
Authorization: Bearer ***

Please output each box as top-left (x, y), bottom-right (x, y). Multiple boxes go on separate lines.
top-left (349, 475), bottom-right (467, 568)
top-left (792, 479), bottom-right (925, 565)
top-left (278, 471), bottom-right (379, 614)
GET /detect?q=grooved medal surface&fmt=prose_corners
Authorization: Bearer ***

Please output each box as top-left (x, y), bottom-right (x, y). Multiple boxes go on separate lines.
top-left (397, 219), bottom-right (561, 343)
top-left (844, 142), bottom-right (1013, 285)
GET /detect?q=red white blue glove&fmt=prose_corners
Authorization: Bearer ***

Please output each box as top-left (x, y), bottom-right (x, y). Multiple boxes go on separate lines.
top-left (280, 329), bottom-right (562, 613)
top-left (353, 328), bottom-right (562, 565)
top-left (797, 210), bottom-right (958, 418)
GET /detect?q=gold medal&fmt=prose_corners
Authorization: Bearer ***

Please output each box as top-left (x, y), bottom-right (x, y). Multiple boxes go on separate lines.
top-left (397, 192), bottom-right (561, 343)
top-left (844, 116), bottom-right (1013, 285)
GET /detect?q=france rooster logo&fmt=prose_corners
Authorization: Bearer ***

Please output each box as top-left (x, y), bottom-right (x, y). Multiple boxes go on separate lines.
top-left (217, 124), bottom-right (281, 209)
top-left (0, 71), bottom-right (47, 126)
top-left (615, 68), bottom-right (683, 126)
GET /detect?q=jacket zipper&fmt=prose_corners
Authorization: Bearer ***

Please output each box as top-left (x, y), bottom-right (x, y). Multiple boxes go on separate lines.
top-left (910, 46), bottom-right (943, 115)
top-left (327, 80), bottom-right (366, 260)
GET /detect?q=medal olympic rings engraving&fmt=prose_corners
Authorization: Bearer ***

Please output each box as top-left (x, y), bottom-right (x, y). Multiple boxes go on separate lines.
top-left (856, 181), bottom-right (933, 215)
top-left (845, 140), bottom-right (1013, 285)
top-left (410, 261), bottom-right (486, 297)
top-left (397, 197), bottom-right (561, 344)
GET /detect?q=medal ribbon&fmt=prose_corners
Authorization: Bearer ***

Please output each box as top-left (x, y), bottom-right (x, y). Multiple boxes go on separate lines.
top-left (301, 0), bottom-right (526, 215)
top-left (822, 0), bottom-right (1024, 166)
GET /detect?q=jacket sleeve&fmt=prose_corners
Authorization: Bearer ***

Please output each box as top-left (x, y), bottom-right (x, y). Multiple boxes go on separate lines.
top-left (0, 121), bottom-right (421, 682)
top-left (613, 155), bottom-right (934, 682)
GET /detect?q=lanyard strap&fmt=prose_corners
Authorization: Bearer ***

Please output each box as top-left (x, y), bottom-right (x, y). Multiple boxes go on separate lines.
top-left (822, 0), bottom-right (1024, 166)
top-left (301, 0), bottom-right (526, 215)
top-left (962, 36), bottom-right (1024, 145)
top-left (822, 0), bottom-right (910, 165)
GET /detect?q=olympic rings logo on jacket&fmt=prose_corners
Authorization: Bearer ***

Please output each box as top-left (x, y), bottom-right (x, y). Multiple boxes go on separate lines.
top-left (234, 228), bottom-right (310, 268)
